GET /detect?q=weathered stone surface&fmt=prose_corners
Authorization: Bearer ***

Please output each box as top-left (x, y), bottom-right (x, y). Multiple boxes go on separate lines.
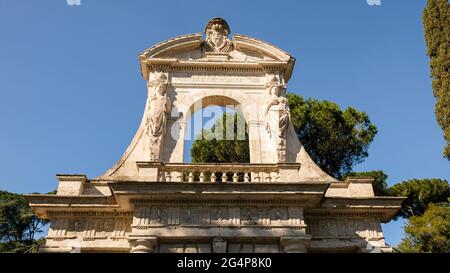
top-left (25, 18), bottom-right (404, 253)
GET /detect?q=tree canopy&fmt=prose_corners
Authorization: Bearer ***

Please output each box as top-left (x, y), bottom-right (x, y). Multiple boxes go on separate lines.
top-left (398, 203), bottom-right (450, 253)
top-left (423, 0), bottom-right (450, 159)
top-left (191, 93), bottom-right (377, 180)
top-left (191, 112), bottom-right (250, 163)
top-left (387, 178), bottom-right (450, 219)
top-left (188, 93), bottom-right (450, 253)
top-left (0, 191), bottom-right (48, 252)
top-left (287, 93), bottom-right (377, 179)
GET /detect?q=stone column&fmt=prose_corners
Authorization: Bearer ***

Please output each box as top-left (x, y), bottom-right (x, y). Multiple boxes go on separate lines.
top-left (212, 237), bottom-right (227, 253)
top-left (129, 237), bottom-right (158, 253)
top-left (280, 236), bottom-right (310, 253)
top-left (172, 119), bottom-right (187, 162)
top-left (248, 120), bottom-right (262, 163)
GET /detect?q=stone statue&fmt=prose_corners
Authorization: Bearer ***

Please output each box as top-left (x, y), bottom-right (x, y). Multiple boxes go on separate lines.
top-left (145, 72), bottom-right (172, 161)
top-left (265, 75), bottom-right (290, 162)
top-left (204, 17), bottom-right (233, 53)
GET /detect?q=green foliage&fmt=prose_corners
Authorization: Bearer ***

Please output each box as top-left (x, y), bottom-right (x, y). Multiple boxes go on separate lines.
top-left (191, 112), bottom-right (250, 163)
top-left (0, 240), bottom-right (35, 253)
top-left (190, 94), bottom-right (377, 180)
top-left (388, 179), bottom-right (450, 219)
top-left (398, 203), bottom-right (450, 253)
top-left (343, 170), bottom-right (389, 196)
top-left (0, 191), bottom-right (47, 252)
top-left (423, 0), bottom-right (450, 159)
top-left (287, 93), bottom-right (377, 178)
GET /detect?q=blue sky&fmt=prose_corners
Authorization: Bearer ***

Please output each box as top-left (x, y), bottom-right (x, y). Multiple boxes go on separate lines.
top-left (0, 0), bottom-right (448, 246)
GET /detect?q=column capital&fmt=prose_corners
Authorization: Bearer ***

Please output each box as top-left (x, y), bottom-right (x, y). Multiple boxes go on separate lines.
top-left (128, 236), bottom-right (158, 253)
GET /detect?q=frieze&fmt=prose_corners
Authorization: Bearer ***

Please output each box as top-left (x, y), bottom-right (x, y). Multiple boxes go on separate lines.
top-left (169, 66), bottom-right (271, 73)
top-left (171, 73), bottom-right (263, 85)
top-left (306, 218), bottom-right (383, 239)
top-left (131, 206), bottom-right (305, 228)
top-left (47, 211), bottom-right (133, 217)
top-left (131, 199), bottom-right (307, 206)
top-left (47, 218), bottom-right (132, 240)
top-left (305, 211), bottom-right (385, 218)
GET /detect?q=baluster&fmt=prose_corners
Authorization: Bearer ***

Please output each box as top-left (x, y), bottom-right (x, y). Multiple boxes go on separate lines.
top-left (199, 172), bottom-right (205, 182)
top-left (188, 171), bottom-right (194, 182)
top-left (273, 172), bottom-right (280, 182)
top-left (244, 172), bottom-right (250, 183)
top-left (232, 172), bottom-right (238, 183)
top-left (176, 171), bottom-right (183, 182)
top-left (264, 172), bottom-right (272, 183)
top-left (211, 172), bottom-right (217, 183)
top-left (253, 172), bottom-right (261, 183)
top-left (221, 172), bottom-right (227, 183)
top-left (159, 171), bottom-right (166, 182)
top-left (165, 171), bottom-right (172, 182)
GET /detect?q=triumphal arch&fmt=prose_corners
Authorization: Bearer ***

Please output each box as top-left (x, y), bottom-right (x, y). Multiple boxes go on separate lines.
top-left (27, 18), bottom-right (403, 253)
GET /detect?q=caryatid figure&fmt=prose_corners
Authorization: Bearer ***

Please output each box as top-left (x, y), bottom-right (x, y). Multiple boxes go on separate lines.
top-left (145, 72), bottom-right (172, 161)
top-left (265, 75), bottom-right (291, 163)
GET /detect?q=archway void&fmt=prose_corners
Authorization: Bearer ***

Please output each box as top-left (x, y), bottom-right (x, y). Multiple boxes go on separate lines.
top-left (183, 98), bottom-right (249, 163)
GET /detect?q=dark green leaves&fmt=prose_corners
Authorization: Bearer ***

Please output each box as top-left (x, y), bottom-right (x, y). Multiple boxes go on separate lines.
top-left (287, 93), bottom-right (377, 179)
top-left (423, 0), bottom-right (450, 159)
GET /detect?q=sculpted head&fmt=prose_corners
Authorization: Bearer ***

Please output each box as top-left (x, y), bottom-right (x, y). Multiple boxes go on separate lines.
top-left (151, 72), bottom-right (168, 96)
top-left (205, 18), bottom-right (231, 52)
top-left (266, 75), bottom-right (283, 97)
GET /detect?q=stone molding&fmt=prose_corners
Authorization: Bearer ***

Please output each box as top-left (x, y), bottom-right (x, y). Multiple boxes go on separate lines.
top-left (25, 18), bottom-right (404, 253)
top-left (280, 236), bottom-right (311, 253)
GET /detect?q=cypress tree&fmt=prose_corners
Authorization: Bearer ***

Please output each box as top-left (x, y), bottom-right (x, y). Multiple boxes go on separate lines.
top-left (423, 0), bottom-right (450, 159)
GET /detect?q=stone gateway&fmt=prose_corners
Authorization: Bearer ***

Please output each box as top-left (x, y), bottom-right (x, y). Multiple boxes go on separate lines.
top-left (26, 18), bottom-right (404, 253)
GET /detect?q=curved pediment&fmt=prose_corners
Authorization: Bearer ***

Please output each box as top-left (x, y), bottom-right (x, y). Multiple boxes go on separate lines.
top-left (99, 18), bottom-right (335, 182)
top-left (139, 20), bottom-right (295, 82)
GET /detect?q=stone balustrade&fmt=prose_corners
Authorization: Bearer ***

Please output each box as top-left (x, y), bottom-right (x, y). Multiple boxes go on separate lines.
top-left (136, 162), bottom-right (302, 183)
top-left (159, 163), bottom-right (280, 183)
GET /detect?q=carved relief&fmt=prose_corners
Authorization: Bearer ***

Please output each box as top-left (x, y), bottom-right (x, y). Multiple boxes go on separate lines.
top-left (70, 221), bottom-right (86, 234)
top-left (171, 72), bottom-right (263, 85)
top-left (48, 218), bottom-right (131, 241)
top-left (240, 207), bottom-right (258, 225)
top-left (306, 218), bottom-right (384, 240)
top-left (48, 220), bottom-right (68, 237)
top-left (203, 18), bottom-right (233, 53)
top-left (145, 72), bottom-right (172, 161)
top-left (211, 207), bottom-right (229, 225)
top-left (265, 75), bottom-right (290, 163)
top-left (132, 206), bottom-right (304, 228)
top-left (112, 221), bottom-right (130, 238)
top-left (150, 208), bottom-right (165, 225)
top-left (270, 207), bottom-right (289, 226)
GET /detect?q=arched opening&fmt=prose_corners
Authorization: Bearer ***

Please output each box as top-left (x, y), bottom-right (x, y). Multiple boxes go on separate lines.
top-left (182, 95), bottom-right (250, 164)
top-left (181, 95), bottom-right (250, 182)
